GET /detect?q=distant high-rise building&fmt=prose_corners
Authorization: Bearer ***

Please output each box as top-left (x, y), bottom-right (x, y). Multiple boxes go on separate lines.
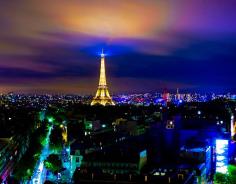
top-left (176, 88), bottom-right (180, 100)
top-left (162, 89), bottom-right (170, 102)
top-left (91, 50), bottom-right (115, 106)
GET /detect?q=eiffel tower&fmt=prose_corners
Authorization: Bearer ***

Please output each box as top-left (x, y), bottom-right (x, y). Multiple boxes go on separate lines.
top-left (91, 49), bottom-right (115, 106)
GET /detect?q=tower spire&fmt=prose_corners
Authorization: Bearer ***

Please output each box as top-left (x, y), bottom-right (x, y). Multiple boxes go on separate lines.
top-left (91, 49), bottom-right (115, 106)
top-left (101, 48), bottom-right (104, 57)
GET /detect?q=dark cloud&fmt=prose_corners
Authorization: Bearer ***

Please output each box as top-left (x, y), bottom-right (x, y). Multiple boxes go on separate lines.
top-left (0, 0), bottom-right (236, 93)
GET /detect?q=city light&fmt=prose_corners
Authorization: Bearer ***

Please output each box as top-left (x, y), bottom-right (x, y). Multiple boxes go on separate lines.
top-left (47, 117), bottom-right (54, 123)
top-left (231, 115), bottom-right (235, 137)
top-left (216, 139), bottom-right (228, 174)
top-left (216, 155), bottom-right (226, 161)
top-left (1, 1), bottom-right (236, 183)
top-left (140, 150), bottom-right (147, 158)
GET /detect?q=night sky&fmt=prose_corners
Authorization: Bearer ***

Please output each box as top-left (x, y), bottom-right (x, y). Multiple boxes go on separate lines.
top-left (0, 0), bottom-right (236, 94)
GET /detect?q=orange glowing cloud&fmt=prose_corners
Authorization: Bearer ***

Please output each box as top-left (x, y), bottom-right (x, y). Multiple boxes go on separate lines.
top-left (57, 1), bottom-right (170, 39)
top-left (0, 1), bottom-right (170, 40)
top-left (0, 0), bottom-right (175, 58)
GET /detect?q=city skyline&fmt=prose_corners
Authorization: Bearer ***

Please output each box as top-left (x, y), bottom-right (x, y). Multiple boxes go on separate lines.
top-left (0, 0), bottom-right (236, 94)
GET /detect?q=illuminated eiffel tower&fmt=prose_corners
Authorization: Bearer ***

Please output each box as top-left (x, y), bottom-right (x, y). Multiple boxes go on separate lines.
top-left (91, 49), bottom-right (115, 106)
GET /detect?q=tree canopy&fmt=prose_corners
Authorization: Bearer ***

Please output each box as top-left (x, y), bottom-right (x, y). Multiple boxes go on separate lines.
top-left (44, 154), bottom-right (62, 173)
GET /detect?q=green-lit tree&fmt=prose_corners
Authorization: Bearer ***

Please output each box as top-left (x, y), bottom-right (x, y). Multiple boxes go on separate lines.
top-left (214, 165), bottom-right (236, 184)
top-left (13, 124), bottom-right (47, 181)
top-left (228, 165), bottom-right (236, 183)
top-left (45, 107), bottom-right (67, 126)
top-left (44, 154), bottom-right (62, 174)
top-left (214, 173), bottom-right (229, 184)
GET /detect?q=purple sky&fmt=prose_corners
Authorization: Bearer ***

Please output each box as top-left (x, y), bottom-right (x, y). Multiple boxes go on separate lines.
top-left (0, 0), bottom-right (236, 94)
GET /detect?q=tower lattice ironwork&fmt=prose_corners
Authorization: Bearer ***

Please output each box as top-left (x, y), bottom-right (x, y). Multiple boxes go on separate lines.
top-left (91, 50), bottom-right (115, 106)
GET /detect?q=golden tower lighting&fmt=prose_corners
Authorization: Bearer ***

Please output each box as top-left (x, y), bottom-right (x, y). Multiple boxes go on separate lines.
top-left (91, 49), bottom-right (115, 106)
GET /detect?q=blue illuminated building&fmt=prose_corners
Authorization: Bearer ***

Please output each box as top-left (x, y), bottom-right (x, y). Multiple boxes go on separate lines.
top-left (215, 139), bottom-right (229, 174)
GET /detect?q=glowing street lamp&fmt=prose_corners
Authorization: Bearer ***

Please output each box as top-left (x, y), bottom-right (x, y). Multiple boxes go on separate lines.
top-left (47, 117), bottom-right (54, 123)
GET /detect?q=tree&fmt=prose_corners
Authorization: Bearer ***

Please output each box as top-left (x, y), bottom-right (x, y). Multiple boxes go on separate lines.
top-left (214, 173), bottom-right (229, 184)
top-left (13, 123), bottom-right (48, 181)
top-left (44, 154), bottom-right (62, 174)
top-left (49, 125), bottom-right (63, 152)
top-left (233, 134), bottom-right (236, 141)
top-left (44, 180), bottom-right (55, 184)
top-left (228, 165), bottom-right (236, 183)
top-left (72, 169), bottom-right (81, 183)
top-left (214, 165), bottom-right (236, 184)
